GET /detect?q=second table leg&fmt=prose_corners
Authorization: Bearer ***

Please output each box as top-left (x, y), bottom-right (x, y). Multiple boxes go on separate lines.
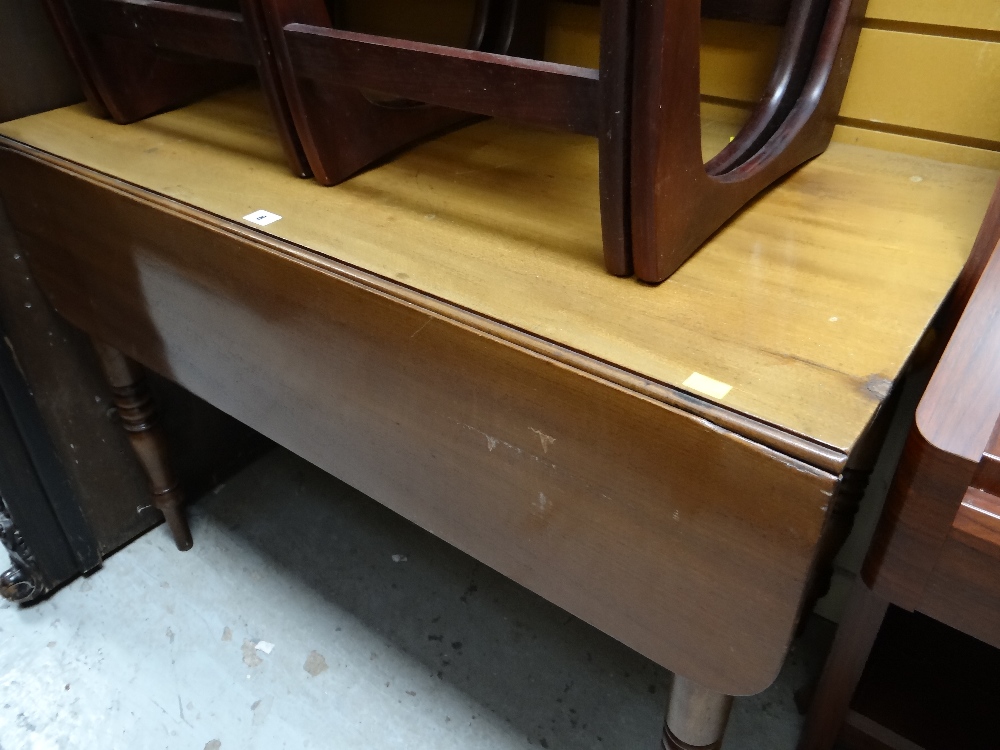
top-left (662, 675), bottom-right (733, 750)
top-left (92, 340), bottom-right (192, 551)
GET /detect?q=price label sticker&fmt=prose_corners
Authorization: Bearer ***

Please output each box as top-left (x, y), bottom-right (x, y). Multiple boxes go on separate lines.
top-left (243, 210), bottom-right (283, 227)
top-left (683, 372), bottom-right (733, 400)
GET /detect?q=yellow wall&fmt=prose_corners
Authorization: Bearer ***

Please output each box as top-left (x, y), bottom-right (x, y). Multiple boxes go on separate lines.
top-left (337, 1), bottom-right (1000, 168)
top-left (544, 2), bottom-right (1000, 169)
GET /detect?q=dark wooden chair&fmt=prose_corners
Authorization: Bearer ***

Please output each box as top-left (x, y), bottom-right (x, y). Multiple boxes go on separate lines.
top-left (260, 0), bottom-right (870, 281)
top-left (43, 0), bottom-right (310, 176)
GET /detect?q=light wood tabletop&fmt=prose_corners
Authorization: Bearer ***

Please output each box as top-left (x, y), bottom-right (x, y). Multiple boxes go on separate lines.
top-left (4, 3), bottom-right (1000, 746)
top-left (2, 87), bottom-right (994, 462)
top-left (3, 82), bottom-right (999, 750)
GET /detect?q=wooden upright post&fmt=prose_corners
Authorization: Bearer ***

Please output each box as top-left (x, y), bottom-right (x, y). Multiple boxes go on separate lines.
top-left (92, 340), bottom-right (192, 551)
top-left (663, 675), bottom-right (733, 750)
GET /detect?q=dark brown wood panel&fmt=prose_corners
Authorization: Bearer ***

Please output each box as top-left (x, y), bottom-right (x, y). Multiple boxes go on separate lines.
top-left (597, 0), bottom-right (634, 276)
top-left (702, 0), bottom-right (793, 25)
top-left (972, 423), bottom-right (1000, 497)
top-left (76, 0), bottom-right (253, 65)
top-left (0, 0), bottom-right (83, 122)
top-left (863, 431), bottom-right (976, 610)
top-left (920, 518), bottom-right (1000, 650)
top-left (951, 489), bottom-right (1000, 561)
top-left (629, 0), bottom-right (869, 281)
top-left (917, 248), bottom-right (1000, 465)
top-left (283, 24), bottom-right (601, 135)
top-left (0, 143), bottom-right (839, 696)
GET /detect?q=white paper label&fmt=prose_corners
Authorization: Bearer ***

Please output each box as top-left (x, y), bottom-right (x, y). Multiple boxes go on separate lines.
top-left (243, 210), bottom-right (283, 227)
top-left (682, 372), bottom-right (733, 400)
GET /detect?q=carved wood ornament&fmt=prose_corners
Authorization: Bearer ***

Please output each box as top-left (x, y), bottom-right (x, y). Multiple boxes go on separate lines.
top-left (0, 493), bottom-right (45, 603)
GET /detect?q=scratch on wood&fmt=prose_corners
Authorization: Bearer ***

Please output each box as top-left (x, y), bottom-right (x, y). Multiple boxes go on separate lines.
top-left (409, 317), bottom-right (432, 339)
top-left (459, 422), bottom-right (521, 456)
top-left (533, 492), bottom-right (551, 516)
top-left (775, 455), bottom-right (831, 479)
top-left (455, 421), bottom-right (561, 471)
top-left (529, 427), bottom-right (556, 453)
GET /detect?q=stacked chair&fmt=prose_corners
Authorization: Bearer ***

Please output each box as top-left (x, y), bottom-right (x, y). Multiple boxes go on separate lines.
top-left (43, 0), bottom-right (870, 281)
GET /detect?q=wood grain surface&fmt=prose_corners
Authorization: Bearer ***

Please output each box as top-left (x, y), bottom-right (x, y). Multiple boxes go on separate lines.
top-left (283, 24), bottom-right (601, 134)
top-left (865, 182), bottom-right (1000, 609)
top-left (0, 89), bottom-right (995, 458)
top-left (952, 488), bottom-right (1000, 561)
top-left (0, 144), bottom-right (842, 695)
top-left (920, 491), bottom-right (1000, 649)
top-left (973, 424), bottom-right (1000, 498)
top-left (916, 237), bottom-right (1000, 464)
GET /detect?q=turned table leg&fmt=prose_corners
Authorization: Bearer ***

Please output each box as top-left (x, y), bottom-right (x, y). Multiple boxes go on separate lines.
top-left (663, 675), bottom-right (733, 750)
top-left (92, 341), bottom-right (192, 551)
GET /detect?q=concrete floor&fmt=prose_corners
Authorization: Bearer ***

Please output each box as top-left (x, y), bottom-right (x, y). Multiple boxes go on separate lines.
top-left (0, 447), bottom-right (834, 750)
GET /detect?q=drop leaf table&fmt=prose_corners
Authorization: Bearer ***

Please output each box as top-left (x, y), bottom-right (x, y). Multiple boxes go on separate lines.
top-left (0, 89), bottom-right (996, 748)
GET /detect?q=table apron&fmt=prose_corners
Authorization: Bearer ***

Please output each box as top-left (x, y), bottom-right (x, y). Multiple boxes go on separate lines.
top-left (0, 146), bottom-right (840, 696)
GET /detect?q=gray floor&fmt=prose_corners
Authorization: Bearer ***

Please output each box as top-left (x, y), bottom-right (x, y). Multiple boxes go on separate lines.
top-left (0, 448), bottom-right (834, 750)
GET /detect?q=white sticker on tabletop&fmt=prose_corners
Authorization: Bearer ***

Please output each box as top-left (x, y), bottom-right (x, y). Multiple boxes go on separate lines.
top-left (682, 372), bottom-right (733, 400)
top-left (243, 210), bottom-right (283, 227)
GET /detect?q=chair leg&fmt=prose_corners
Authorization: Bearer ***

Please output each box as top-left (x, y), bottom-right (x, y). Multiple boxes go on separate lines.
top-left (662, 675), bottom-right (733, 750)
top-left (797, 578), bottom-right (888, 750)
top-left (91, 340), bottom-right (192, 551)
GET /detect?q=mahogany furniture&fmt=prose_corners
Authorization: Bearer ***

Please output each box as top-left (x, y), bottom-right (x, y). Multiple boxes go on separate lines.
top-left (0, 89), bottom-right (996, 748)
top-left (42, 0), bottom-right (310, 175)
top-left (263, 0), bottom-right (870, 281)
top-left (0, 3), bottom-right (272, 602)
top-left (798, 181), bottom-right (1000, 750)
top-left (258, 0), bottom-right (548, 197)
